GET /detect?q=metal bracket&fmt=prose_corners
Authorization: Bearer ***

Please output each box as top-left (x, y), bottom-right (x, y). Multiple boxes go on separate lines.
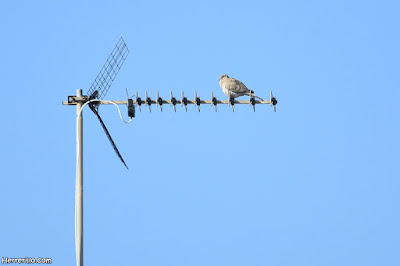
top-left (67, 95), bottom-right (89, 105)
top-left (145, 91), bottom-right (152, 112)
top-left (135, 91), bottom-right (142, 112)
top-left (211, 91), bottom-right (217, 112)
top-left (181, 91), bottom-right (188, 112)
top-left (194, 91), bottom-right (201, 112)
top-left (170, 91), bottom-right (177, 112)
top-left (156, 91), bottom-right (163, 112)
top-left (229, 96), bottom-right (235, 112)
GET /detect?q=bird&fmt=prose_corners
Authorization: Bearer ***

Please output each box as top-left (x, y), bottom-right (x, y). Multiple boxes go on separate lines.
top-left (219, 74), bottom-right (264, 101)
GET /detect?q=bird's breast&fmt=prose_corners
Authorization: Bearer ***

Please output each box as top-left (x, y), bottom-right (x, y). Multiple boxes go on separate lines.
top-left (222, 86), bottom-right (230, 96)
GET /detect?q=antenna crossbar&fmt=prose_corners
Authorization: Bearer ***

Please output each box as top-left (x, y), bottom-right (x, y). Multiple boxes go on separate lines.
top-left (63, 99), bottom-right (272, 105)
top-left (64, 90), bottom-right (278, 112)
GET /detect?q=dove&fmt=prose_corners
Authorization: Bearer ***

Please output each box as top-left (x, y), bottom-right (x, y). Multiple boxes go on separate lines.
top-left (219, 74), bottom-right (264, 101)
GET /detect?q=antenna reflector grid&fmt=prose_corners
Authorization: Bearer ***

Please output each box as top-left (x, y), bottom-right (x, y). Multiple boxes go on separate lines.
top-left (87, 37), bottom-right (130, 103)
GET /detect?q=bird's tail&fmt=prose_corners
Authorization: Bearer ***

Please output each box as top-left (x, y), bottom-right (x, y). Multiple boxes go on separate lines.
top-left (247, 91), bottom-right (264, 101)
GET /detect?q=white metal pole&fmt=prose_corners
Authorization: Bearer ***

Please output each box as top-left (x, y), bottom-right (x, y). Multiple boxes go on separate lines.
top-left (75, 89), bottom-right (83, 266)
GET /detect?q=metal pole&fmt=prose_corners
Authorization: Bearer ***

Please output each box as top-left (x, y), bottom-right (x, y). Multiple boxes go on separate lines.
top-left (75, 89), bottom-right (83, 266)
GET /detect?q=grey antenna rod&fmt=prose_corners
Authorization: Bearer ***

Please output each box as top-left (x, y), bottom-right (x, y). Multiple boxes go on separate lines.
top-left (87, 37), bottom-right (130, 169)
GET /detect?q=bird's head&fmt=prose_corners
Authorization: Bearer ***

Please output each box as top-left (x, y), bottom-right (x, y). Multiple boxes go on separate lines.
top-left (219, 74), bottom-right (229, 80)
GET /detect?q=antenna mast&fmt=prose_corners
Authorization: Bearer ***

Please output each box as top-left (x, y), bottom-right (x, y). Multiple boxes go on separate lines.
top-left (63, 37), bottom-right (278, 266)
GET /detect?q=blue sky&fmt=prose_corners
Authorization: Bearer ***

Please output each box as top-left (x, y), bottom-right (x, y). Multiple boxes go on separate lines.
top-left (1, 0), bottom-right (399, 265)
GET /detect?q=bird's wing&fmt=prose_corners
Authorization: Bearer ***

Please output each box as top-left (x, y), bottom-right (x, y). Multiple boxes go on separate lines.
top-left (228, 78), bottom-right (250, 93)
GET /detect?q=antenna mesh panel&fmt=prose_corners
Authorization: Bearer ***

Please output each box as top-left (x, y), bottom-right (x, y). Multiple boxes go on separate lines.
top-left (87, 37), bottom-right (129, 100)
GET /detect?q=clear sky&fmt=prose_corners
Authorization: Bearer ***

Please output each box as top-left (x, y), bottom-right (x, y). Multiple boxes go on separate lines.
top-left (1, 1), bottom-right (399, 265)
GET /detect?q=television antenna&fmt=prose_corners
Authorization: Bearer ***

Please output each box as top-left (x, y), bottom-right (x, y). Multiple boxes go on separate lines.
top-left (62, 37), bottom-right (277, 266)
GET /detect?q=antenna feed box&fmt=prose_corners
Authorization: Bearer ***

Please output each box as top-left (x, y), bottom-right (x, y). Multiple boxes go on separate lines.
top-left (127, 99), bottom-right (135, 118)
